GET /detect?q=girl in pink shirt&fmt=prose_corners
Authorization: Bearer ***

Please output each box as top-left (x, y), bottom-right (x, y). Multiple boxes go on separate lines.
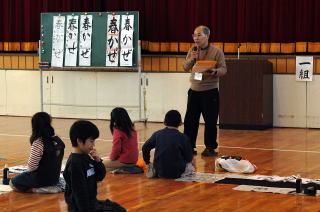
top-left (103, 107), bottom-right (139, 172)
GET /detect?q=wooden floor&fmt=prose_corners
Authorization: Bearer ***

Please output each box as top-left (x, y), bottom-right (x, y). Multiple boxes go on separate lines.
top-left (1, 116), bottom-right (320, 211)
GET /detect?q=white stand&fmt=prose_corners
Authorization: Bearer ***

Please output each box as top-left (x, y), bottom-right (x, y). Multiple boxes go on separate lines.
top-left (237, 43), bottom-right (241, 60)
top-left (39, 40), bottom-right (44, 112)
top-left (138, 40), bottom-right (147, 124)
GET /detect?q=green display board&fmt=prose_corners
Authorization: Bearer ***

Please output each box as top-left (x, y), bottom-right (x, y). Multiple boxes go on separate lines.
top-left (40, 11), bottom-right (139, 68)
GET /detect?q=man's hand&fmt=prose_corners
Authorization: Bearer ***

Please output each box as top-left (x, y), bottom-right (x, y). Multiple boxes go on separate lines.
top-left (190, 46), bottom-right (199, 64)
top-left (205, 69), bottom-right (218, 75)
top-left (190, 49), bottom-right (198, 61)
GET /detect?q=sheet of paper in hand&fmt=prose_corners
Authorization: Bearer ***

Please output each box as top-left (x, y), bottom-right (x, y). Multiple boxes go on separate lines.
top-left (192, 60), bottom-right (217, 73)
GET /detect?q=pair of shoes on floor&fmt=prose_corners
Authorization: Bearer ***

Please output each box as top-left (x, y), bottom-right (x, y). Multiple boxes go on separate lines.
top-left (201, 148), bottom-right (218, 157)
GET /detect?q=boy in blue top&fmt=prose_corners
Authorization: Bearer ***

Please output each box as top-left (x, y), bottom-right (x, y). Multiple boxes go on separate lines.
top-left (142, 110), bottom-right (194, 179)
top-left (63, 120), bottom-right (126, 212)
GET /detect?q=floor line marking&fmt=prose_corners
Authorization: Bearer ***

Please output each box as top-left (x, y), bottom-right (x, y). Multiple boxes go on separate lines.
top-left (1, 133), bottom-right (319, 154)
top-left (218, 145), bottom-right (320, 154)
top-left (0, 133), bottom-right (113, 142)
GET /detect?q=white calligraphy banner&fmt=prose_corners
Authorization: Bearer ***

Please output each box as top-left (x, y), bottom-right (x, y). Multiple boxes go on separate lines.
top-left (65, 15), bottom-right (79, 66)
top-left (120, 48), bottom-right (133, 66)
top-left (106, 14), bottom-right (120, 66)
top-left (51, 16), bottom-right (65, 67)
top-left (79, 15), bottom-right (93, 66)
top-left (120, 15), bottom-right (134, 48)
top-left (119, 15), bottom-right (134, 67)
top-left (296, 56), bottom-right (313, 81)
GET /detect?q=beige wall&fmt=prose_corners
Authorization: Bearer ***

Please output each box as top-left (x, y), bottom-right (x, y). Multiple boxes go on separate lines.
top-left (1, 54), bottom-right (320, 127)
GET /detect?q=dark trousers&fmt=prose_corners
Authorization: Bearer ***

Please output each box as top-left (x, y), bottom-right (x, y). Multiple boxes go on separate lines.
top-left (184, 88), bottom-right (219, 149)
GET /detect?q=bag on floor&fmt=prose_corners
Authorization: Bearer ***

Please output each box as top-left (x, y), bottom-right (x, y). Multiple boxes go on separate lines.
top-left (215, 156), bottom-right (257, 173)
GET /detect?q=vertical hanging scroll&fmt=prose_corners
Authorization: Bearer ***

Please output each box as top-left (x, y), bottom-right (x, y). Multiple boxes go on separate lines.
top-left (106, 14), bottom-right (120, 66)
top-left (51, 16), bottom-right (65, 67)
top-left (65, 15), bottom-right (79, 66)
top-left (120, 15), bottom-right (134, 66)
top-left (79, 15), bottom-right (93, 66)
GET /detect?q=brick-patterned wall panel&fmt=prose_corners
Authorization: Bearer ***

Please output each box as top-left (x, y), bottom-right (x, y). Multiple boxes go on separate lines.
top-left (168, 58), bottom-right (177, 71)
top-left (315, 58), bottom-right (320, 74)
top-left (0, 56), bottom-right (4, 69)
top-left (18, 56), bottom-right (26, 69)
top-left (3, 56), bottom-right (11, 69)
top-left (276, 59), bottom-right (287, 73)
top-left (1, 55), bottom-right (319, 74)
top-left (143, 57), bottom-right (152, 71)
top-left (159, 58), bottom-right (169, 71)
top-left (151, 57), bottom-right (160, 71)
top-left (176, 58), bottom-right (185, 72)
top-left (25, 56), bottom-right (34, 69)
top-left (11, 56), bottom-right (19, 69)
top-left (286, 58), bottom-right (296, 74)
top-left (33, 56), bottom-right (39, 69)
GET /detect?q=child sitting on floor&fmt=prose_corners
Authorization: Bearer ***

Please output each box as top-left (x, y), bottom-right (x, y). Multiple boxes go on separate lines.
top-left (103, 107), bottom-right (139, 172)
top-left (142, 110), bottom-right (194, 179)
top-left (63, 120), bottom-right (126, 212)
top-left (10, 112), bottom-right (65, 193)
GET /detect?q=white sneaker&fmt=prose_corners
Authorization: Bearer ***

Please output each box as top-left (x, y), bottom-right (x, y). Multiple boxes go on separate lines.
top-left (146, 163), bottom-right (156, 178)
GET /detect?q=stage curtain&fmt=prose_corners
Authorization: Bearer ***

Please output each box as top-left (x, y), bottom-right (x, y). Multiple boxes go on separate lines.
top-left (1, 0), bottom-right (320, 53)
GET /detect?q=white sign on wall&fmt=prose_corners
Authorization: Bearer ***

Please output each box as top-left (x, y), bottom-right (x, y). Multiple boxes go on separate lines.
top-left (296, 56), bottom-right (313, 81)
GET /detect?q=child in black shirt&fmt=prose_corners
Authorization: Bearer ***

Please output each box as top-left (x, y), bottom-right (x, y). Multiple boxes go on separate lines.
top-left (63, 120), bottom-right (126, 212)
top-left (142, 110), bottom-right (194, 179)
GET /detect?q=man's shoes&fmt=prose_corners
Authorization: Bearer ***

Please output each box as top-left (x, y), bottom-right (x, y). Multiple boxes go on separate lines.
top-left (201, 148), bottom-right (218, 157)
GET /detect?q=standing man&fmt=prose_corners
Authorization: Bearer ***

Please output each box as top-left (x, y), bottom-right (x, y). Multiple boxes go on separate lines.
top-left (183, 25), bottom-right (227, 157)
